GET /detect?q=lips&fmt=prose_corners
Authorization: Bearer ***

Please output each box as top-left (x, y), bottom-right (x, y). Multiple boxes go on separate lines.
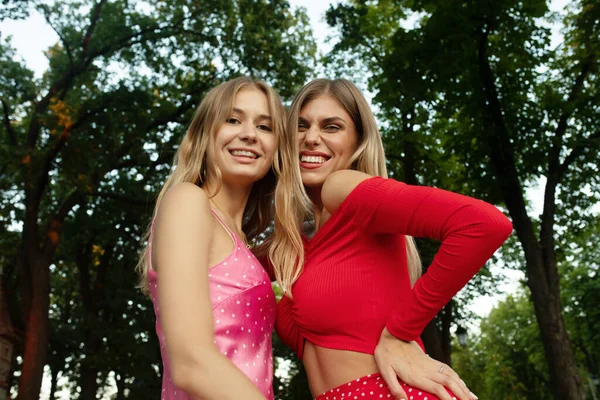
top-left (300, 151), bottom-right (330, 164)
top-left (299, 151), bottom-right (330, 170)
top-left (229, 149), bottom-right (259, 159)
top-left (300, 155), bottom-right (328, 164)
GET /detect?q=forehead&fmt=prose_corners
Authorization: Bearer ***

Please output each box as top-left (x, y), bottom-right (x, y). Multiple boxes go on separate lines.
top-left (233, 87), bottom-right (270, 115)
top-left (300, 95), bottom-right (349, 120)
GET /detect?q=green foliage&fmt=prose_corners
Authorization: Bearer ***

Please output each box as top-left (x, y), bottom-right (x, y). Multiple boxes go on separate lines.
top-left (0, 0), bottom-right (316, 398)
top-left (327, 0), bottom-right (598, 396)
top-left (453, 291), bottom-right (552, 399)
top-left (0, 0), bottom-right (31, 21)
top-left (453, 218), bottom-right (600, 399)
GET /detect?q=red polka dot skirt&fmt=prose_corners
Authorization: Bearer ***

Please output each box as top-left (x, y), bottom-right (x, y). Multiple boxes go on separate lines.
top-left (315, 373), bottom-right (456, 400)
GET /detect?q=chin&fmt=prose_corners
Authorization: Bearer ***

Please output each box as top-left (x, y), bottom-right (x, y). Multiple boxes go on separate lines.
top-left (301, 174), bottom-right (326, 188)
top-left (222, 168), bottom-right (270, 186)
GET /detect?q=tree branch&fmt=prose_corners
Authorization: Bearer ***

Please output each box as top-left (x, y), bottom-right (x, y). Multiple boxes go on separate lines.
top-left (31, 90), bottom-right (115, 207)
top-left (476, 29), bottom-right (546, 289)
top-left (25, 63), bottom-right (87, 149)
top-left (548, 54), bottom-right (595, 177)
top-left (86, 192), bottom-right (149, 207)
top-left (86, 10), bottom-right (200, 63)
top-left (32, 128), bottom-right (70, 208)
top-left (0, 98), bottom-right (17, 146)
top-left (40, 5), bottom-right (74, 67)
top-left (557, 129), bottom-right (600, 178)
top-left (81, 0), bottom-right (108, 55)
top-left (541, 55), bottom-right (596, 281)
top-left (74, 227), bottom-right (94, 313)
top-left (41, 190), bottom-right (84, 263)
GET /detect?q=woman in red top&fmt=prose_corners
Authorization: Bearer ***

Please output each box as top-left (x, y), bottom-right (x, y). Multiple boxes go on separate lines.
top-left (268, 79), bottom-right (512, 400)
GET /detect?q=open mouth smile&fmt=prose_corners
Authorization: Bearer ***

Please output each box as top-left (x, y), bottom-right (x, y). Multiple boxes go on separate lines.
top-left (229, 149), bottom-right (259, 159)
top-left (300, 155), bottom-right (329, 164)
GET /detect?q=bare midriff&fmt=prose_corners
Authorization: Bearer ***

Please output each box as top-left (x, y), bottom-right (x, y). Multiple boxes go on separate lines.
top-left (303, 341), bottom-right (380, 397)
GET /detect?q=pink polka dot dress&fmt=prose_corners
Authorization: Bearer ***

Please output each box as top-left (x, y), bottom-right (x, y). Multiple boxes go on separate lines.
top-left (148, 211), bottom-right (277, 399)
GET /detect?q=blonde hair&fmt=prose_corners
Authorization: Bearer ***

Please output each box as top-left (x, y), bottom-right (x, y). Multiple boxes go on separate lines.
top-left (136, 76), bottom-right (286, 295)
top-left (270, 79), bottom-right (422, 296)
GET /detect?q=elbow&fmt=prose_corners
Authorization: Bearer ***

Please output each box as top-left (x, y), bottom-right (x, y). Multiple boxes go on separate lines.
top-left (170, 347), bottom-right (215, 391)
top-left (171, 362), bottom-right (194, 391)
top-left (480, 207), bottom-right (513, 247)
top-left (489, 207), bottom-right (513, 241)
top-left (171, 358), bottom-right (201, 391)
top-left (458, 203), bottom-right (513, 247)
top-left (498, 215), bottom-right (513, 241)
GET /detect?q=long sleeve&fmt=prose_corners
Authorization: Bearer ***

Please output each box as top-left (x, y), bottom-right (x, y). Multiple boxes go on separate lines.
top-left (347, 177), bottom-right (513, 341)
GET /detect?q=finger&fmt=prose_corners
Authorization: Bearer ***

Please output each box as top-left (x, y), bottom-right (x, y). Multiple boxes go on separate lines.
top-left (420, 379), bottom-right (454, 400)
top-left (380, 367), bottom-right (408, 400)
top-left (434, 374), bottom-right (470, 400)
top-left (436, 366), bottom-right (472, 400)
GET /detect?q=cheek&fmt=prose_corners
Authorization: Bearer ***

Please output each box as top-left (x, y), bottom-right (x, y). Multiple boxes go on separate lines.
top-left (264, 136), bottom-right (278, 157)
top-left (344, 132), bottom-right (359, 155)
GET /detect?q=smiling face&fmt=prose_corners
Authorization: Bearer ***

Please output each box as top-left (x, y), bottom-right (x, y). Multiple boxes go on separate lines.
top-left (297, 95), bottom-right (359, 188)
top-left (208, 88), bottom-right (277, 186)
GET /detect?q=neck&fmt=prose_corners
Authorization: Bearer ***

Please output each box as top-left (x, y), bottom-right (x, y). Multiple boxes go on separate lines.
top-left (203, 179), bottom-right (253, 231)
top-left (308, 185), bottom-right (325, 231)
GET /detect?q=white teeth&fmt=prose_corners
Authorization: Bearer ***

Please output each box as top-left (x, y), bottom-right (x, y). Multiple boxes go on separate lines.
top-left (301, 155), bottom-right (328, 164)
top-left (231, 150), bottom-right (257, 158)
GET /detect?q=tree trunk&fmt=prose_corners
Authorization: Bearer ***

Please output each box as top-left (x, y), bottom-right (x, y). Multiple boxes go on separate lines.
top-left (421, 302), bottom-right (452, 365)
top-left (477, 28), bottom-right (585, 399)
top-left (17, 257), bottom-right (49, 400)
top-left (115, 373), bottom-right (126, 400)
top-left (440, 302), bottom-right (452, 365)
top-left (78, 232), bottom-right (112, 400)
top-left (49, 365), bottom-right (59, 400)
top-left (421, 319), bottom-right (444, 362)
top-left (526, 252), bottom-right (584, 399)
top-left (80, 363), bottom-right (98, 400)
top-left (401, 111), bottom-right (452, 366)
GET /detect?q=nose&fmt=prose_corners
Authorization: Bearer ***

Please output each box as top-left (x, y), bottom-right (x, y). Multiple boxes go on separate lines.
top-left (302, 126), bottom-right (321, 147)
top-left (239, 122), bottom-right (258, 143)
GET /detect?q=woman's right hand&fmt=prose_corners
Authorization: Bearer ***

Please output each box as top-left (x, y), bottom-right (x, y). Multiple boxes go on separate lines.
top-left (374, 328), bottom-right (477, 400)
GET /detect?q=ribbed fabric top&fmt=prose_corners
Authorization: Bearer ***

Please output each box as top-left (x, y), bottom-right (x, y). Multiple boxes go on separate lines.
top-left (275, 176), bottom-right (512, 358)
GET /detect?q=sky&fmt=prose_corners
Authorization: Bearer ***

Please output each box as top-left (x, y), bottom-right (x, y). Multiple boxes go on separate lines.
top-left (0, 0), bottom-right (572, 398)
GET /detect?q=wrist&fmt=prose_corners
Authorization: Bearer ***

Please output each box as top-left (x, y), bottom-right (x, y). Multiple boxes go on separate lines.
top-left (381, 327), bottom-right (411, 344)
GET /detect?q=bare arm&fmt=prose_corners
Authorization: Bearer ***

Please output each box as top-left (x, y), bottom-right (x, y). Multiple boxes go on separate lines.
top-left (152, 182), bottom-right (266, 400)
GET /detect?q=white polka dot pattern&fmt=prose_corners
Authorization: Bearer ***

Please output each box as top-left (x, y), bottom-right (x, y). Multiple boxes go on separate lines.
top-left (314, 373), bottom-right (456, 400)
top-left (148, 212), bottom-right (276, 399)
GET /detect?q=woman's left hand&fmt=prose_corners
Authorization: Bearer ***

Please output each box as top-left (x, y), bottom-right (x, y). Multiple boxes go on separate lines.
top-left (374, 328), bottom-right (477, 400)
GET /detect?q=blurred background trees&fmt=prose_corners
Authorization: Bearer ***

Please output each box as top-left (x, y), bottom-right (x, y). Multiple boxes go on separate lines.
top-left (1, 0), bottom-right (598, 399)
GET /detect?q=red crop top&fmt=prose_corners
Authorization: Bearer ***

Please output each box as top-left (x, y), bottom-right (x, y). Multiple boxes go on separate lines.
top-left (275, 177), bottom-right (512, 359)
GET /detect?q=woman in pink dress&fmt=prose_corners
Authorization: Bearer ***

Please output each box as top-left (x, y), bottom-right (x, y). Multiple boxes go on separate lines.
top-left (136, 77), bottom-right (287, 399)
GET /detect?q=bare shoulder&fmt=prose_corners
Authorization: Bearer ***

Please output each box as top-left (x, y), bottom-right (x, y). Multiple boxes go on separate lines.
top-left (321, 170), bottom-right (373, 214)
top-left (155, 182), bottom-right (213, 232)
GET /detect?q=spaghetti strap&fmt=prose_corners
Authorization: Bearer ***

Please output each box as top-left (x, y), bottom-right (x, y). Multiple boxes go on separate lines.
top-left (210, 209), bottom-right (244, 248)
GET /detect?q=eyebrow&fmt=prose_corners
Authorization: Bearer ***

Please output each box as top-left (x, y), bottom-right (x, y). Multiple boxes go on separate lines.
top-left (232, 107), bottom-right (271, 121)
top-left (321, 117), bottom-right (346, 124)
top-left (298, 116), bottom-right (346, 125)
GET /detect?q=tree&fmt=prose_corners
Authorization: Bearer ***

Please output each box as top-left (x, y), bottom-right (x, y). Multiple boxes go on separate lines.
top-left (453, 293), bottom-right (552, 399)
top-left (0, 1), bottom-right (316, 398)
top-left (326, 0), bottom-right (599, 397)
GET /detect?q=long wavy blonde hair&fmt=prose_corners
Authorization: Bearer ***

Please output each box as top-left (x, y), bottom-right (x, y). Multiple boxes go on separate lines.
top-left (136, 76), bottom-right (286, 295)
top-left (270, 79), bottom-right (422, 297)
